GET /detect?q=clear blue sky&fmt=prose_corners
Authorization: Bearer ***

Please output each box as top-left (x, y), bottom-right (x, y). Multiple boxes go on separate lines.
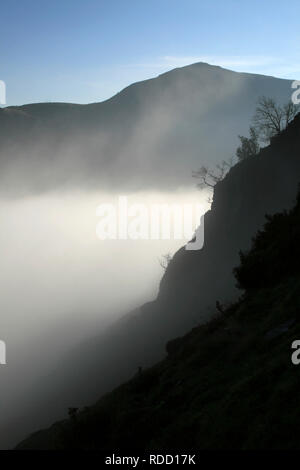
top-left (1, 0), bottom-right (300, 106)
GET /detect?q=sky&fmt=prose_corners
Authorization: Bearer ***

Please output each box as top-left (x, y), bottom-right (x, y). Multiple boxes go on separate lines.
top-left (1, 0), bottom-right (300, 106)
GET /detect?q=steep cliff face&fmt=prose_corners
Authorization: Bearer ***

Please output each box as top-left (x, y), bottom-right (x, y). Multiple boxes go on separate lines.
top-left (10, 114), bottom-right (300, 447)
top-left (158, 113), bottom-right (300, 327)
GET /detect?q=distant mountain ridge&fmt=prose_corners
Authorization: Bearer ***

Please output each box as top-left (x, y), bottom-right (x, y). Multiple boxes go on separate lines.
top-left (0, 63), bottom-right (295, 194)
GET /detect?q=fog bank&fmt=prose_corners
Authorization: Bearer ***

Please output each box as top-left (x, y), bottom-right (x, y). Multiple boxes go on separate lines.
top-left (0, 188), bottom-right (208, 448)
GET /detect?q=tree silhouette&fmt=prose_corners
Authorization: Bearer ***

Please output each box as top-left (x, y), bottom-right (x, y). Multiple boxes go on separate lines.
top-left (236, 126), bottom-right (260, 161)
top-left (253, 96), bottom-right (298, 142)
top-left (192, 159), bottom-right (234, 190)
top-left (158, 252), bottom-right (172, 271)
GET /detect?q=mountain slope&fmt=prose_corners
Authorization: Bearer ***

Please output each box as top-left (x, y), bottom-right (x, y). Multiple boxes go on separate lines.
top-left (0, 63), bottom-right (294, 194)
top-left (17, 186), bottom-right (300, 450)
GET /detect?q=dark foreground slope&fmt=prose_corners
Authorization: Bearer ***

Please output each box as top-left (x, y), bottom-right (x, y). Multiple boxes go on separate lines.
top-left (8, 113), bottom-right (300, 449)
top-left (17, 189), bottom-right (300, 450)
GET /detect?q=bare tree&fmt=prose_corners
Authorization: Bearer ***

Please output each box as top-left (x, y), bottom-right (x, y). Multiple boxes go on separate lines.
top-left (253, 96), bottom-right (298, 142)
top-left (192, 158), bottom-right (234, 190)
top-left (158, 252), bottom-right (172, 271)
top-left (192, 97), bottom-right (297, 195)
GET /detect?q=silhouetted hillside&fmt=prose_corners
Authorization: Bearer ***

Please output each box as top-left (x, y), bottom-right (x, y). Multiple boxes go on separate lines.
top-left (14, 113), bottom-right (300, 449)
top-left (0, 63), bottom-right (294, 194)
top-left (17, 170), bottom-right (300, 449)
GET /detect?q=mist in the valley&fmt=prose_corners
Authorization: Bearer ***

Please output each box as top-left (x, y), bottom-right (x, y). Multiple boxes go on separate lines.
top-left (0, 187), bottom-right (208, 448)
top-left (0, 63), bottom-right (293, 198)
